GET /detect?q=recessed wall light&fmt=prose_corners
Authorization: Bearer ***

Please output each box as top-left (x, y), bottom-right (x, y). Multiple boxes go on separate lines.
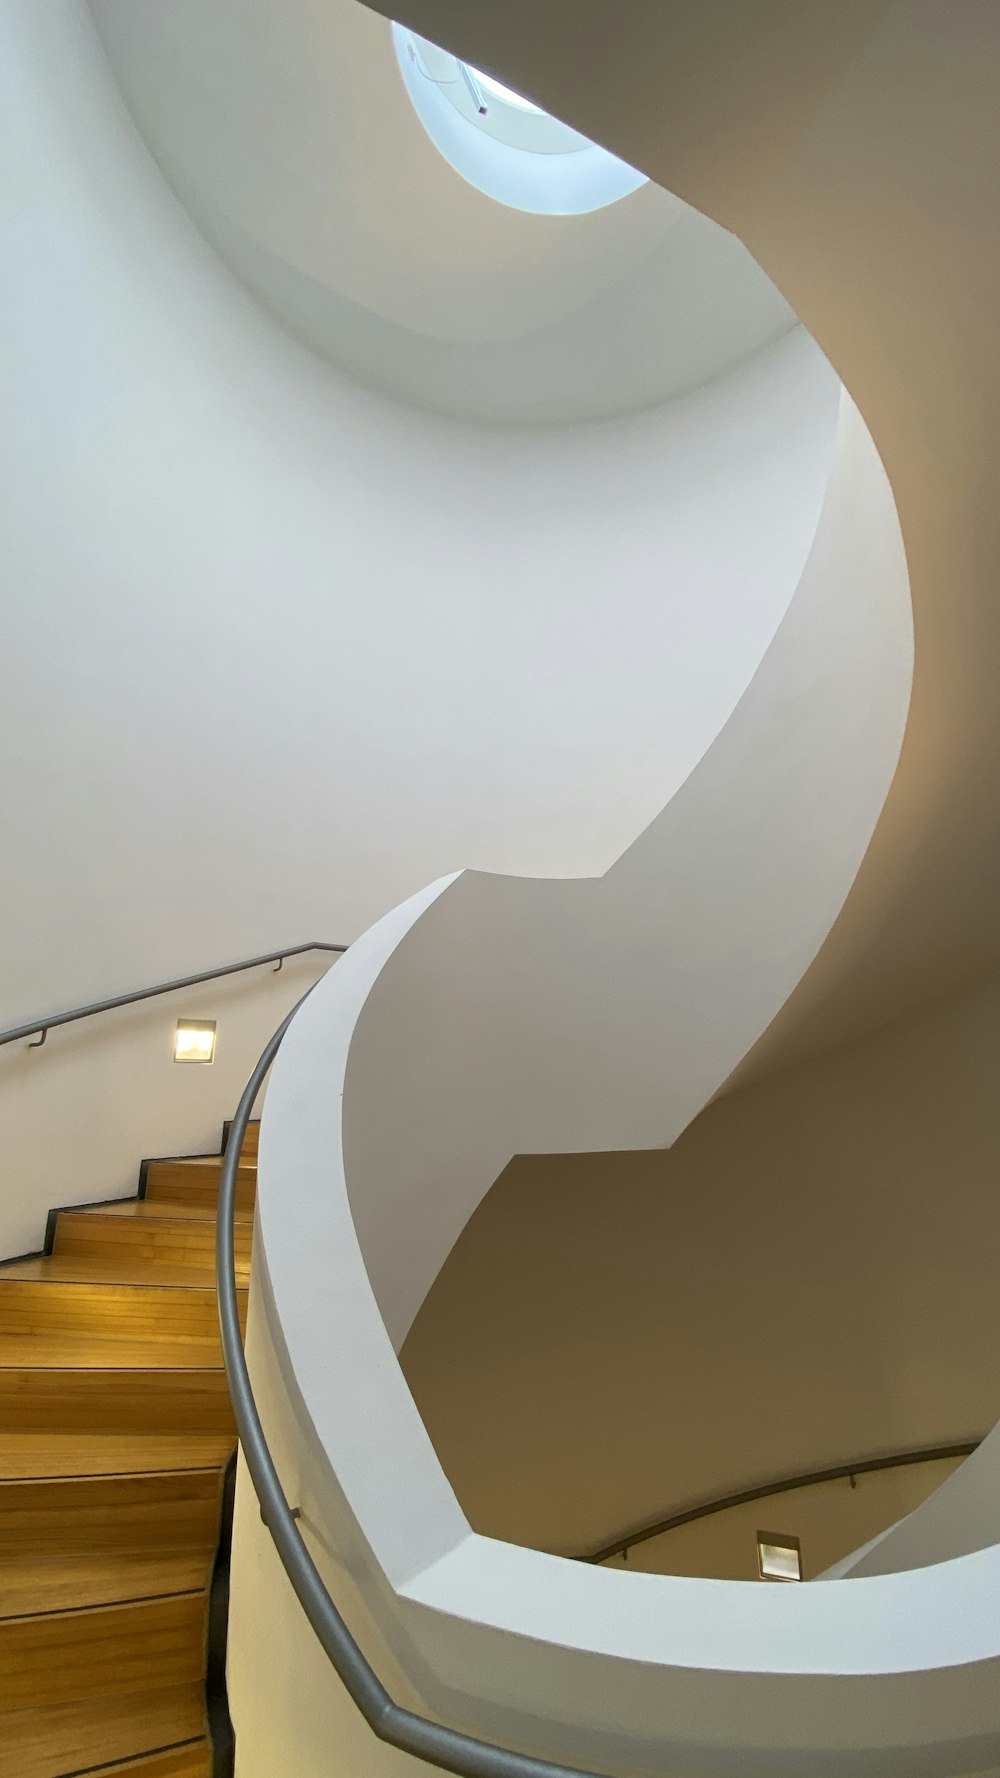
top-left (174, 1019), bottom-right (216, 1064)
top-left (756, 1532), bottom-right (802, 1582)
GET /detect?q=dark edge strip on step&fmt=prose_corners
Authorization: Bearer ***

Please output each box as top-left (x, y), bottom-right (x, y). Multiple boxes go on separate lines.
top-left (54, 1736), bottom-right (205, 1778)
top-left (206, 1447), bottom-right (238, 1778)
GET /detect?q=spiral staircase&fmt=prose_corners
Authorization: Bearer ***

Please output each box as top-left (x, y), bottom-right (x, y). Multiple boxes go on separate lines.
top-left (3, 2), bottom-right (1000, 1776)
top-left (0, 1125), bottom-right (258, 1778)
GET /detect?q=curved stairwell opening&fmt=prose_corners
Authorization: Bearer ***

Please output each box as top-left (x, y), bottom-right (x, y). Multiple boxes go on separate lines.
top-left (0, 1119), bottom-right (260, 1778)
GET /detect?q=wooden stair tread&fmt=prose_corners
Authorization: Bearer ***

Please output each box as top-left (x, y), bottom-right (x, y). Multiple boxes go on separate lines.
top-left (51, 1206), bottom-right (250, 1279)
top-left (0, 1334), bottom-right (224, 1368)
top-left (0, 1431), bottom-right (235, 1479)
top-left (145, 1158), bottom-right (256, 1186)
top-left (0, 1548), bottom-right (212, 1618)
top-left (0, 1256), bottom-right (246, 1290)
top-left (155, 1155), bottom-right (253, 1171)
top-left (68, 1199), bottom-right (252, 1224)
top-left (0, 1681), bottom-right (206, 1778)
top-left (0, 1279), bottom-right (242, 1354)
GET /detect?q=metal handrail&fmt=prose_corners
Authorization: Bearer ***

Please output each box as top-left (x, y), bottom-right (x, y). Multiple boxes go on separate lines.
top-left (217, 1011), bottom-right (613, 1778)
top-left (0, 942), bottom-right (346, 1050)
top-left (582, 1440), bottom-right (982, 1566)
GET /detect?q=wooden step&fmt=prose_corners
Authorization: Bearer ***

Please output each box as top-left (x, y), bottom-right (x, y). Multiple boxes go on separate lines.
top-left (0, 1278), bottom-right (241, 1354)
top-left (0, 1116), bottom-right (252, 1770)
top-left (0, 1547), bottom-right (213, 1619)
top-left (0, 1124), bottom-right (251, 1778)
top-left (0, 1592), bottom-right (206, 1711)
top-left (0, 1471), bottom-right (223, 1559)
top-left (53, 1203), bottom-right (252, 1276)
top-left (0, 1361), bottom-right (235, 1479)
top-left (0, 1364), bottom-right (235, 1435)
top-left (0, 1332), bottom-right (226, 1370)
top-left (0, 1681), bottom-right (206, 1778)
top-left (57, 1199), bottom-right (246, 1223)
top-left (145, 1158), bottom-right (256, 1214)
top-left (1, 1255), bottom-right (247, 1293)
top-left (0, 1431), bottom-right (235, 1481)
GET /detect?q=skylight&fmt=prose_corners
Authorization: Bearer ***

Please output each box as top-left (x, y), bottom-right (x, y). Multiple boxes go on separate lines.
top-left (392, 25), bottom-right (648, 216)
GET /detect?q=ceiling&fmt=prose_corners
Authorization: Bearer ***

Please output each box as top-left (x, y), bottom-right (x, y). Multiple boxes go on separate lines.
top-left (88, 0), bottom-right (796, 425)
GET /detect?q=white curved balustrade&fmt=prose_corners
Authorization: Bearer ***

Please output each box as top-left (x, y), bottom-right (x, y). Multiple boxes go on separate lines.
top-left (227, 389), bottom-right (939, 1778)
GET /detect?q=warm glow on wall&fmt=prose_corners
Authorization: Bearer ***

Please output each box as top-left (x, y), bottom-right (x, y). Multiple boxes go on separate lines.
top-left (173, 1019), bottom-right (216, 1063)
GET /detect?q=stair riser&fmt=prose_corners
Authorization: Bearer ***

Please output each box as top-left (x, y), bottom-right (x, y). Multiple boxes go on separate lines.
top-left (0, 1682), bottom-right (207, 1778)
top-left (0, 1472), bottom-right (222, 1558)
top-left (0, 1368), bottom-right (235, 1435)
top-left (145, 1160), bottom-right (256, 1214)
top-left (0, 1593), bottom-right (205, 1711)
top-left (224, 1121), bottom-right (259, 1165)
top-left (53, 1214), bottom-right (252, 1275)
top-left (0, 1281), bottom-right (245, 1350)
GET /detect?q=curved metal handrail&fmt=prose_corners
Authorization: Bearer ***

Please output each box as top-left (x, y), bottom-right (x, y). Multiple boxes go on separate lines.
top-left (216, 1011), bottom-right (614, 1778)
top-left (582, 1440), bottom-right (982, 1565)
top-left (0, 942), bottom-right (346, 1050)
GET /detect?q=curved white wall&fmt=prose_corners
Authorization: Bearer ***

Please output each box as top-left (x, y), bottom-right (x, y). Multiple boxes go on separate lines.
top-left (0, 0), bottom-right (835, 1253)
top-left (231, 387), bottom-right (917, 1778)
top-left (336, 395), bottom-right (912, 1336)
top-left (840, 1422), bottom-right (1000, 1580)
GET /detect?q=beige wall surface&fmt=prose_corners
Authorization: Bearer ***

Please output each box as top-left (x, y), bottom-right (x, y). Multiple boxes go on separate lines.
top-left (600, 1455), bottom-right (964, 1581)
top-left (402, 970), bottom-right (1000, 1566)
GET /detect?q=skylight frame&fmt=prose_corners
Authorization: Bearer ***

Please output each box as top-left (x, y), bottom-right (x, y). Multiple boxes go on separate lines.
top-left (392, 25), bottom-right (648, 216)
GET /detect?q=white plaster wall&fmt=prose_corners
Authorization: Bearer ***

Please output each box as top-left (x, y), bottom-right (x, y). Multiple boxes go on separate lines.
top-left (0, 0), bottom-right (836, 1252)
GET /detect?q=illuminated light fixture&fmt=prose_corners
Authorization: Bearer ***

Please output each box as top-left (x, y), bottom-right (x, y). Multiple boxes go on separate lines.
top-left (756, 1531), bottom-right (802, 1582)
top-left (174, 1019), bottom-right (217, 1064)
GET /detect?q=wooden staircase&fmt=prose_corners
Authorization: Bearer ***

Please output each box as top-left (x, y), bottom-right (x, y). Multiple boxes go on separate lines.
top-left (0, 1121), bottom-right (258, 1777)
